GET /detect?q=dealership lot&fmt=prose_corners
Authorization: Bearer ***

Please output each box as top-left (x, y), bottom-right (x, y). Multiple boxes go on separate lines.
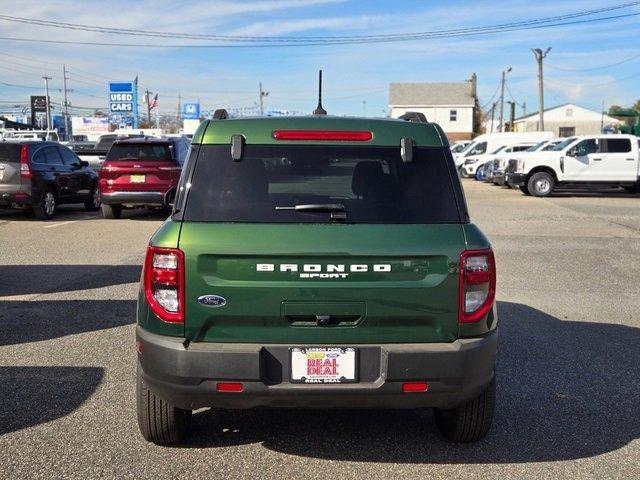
top-left (0, 181), bottom-right (638, 479)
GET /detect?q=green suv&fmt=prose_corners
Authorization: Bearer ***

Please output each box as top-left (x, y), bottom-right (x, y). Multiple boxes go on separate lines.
top-left (136, 111), bottom-right (498, 445)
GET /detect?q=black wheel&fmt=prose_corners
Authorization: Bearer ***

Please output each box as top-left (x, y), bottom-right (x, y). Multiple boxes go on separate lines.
top-left (434, 376), bottom-right (495, 443)
top-left (527, 171), bottom-right (555, 197)
top-left (137, 365), bottom-right (191, 445)
top-left (519, 185), bottom-right (531, 195)
top-left (101, 203), bottom-right (122, 219)
top-left (84, 187), bottom-right (101, 211)
top-left (33, 187), bottom-right (56, 220)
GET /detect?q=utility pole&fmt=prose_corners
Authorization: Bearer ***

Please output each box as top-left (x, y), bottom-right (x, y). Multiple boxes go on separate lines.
top-left (508, 101), bottom-right (516, 132)
top-left (522, 102), bottom-right (527, 117)
top-left (42, 75), bottom-right (52, 131)
top-left (62, 65), bottom-right (70, 139)
top-left (532, 47), bottom-right (551, 131)
top-left (498, 67), bottom-right (512, 133)
top-left (259, 82), bottom-right (268, 116)
top-left (489, 102), bottom-right (496, 133)
top-left (177, 93), bottom-right (182, 124)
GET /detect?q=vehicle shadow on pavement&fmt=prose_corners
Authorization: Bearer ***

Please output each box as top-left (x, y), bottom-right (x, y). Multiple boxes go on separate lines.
top-left (0, 366), bottom-right (104, 435)
top-left (0, 264), bottom-right (141, 297)
top-left (181, 301), bottom-right (640, 463)
top-left (0, 300), bottom-right (136, 346)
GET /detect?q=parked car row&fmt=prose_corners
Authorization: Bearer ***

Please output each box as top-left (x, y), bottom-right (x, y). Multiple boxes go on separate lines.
top-left (467, 134), bottom-right (640, 196)
top-left (0, 134), bottom-right (190, 219)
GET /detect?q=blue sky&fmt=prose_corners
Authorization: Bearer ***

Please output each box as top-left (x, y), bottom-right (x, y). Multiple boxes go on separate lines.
top-left (0, 0), bottom-right (639, 119)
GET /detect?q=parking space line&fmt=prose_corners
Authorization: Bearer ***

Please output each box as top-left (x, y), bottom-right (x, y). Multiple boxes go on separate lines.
top-left (43, 220), bottom-right (77, 229)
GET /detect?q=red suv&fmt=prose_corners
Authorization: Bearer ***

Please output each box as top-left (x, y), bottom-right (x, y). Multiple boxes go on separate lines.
top-left (99, 136), bottom-right (190, 218)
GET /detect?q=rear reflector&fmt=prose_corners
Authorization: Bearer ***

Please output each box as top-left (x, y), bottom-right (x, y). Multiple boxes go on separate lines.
top-left (402, 382), bottom-right (429, 392)
top-left (217, 382), bottom-right (243, 392)
top-left (272, 130), bottom-right (373, 141)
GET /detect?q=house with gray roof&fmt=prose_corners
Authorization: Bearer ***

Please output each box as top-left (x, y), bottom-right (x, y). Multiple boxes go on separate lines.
top-left (389, 75), bottom-right (477, 141)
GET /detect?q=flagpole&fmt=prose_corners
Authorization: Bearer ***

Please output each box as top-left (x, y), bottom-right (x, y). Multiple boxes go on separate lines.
top-left (133, 75), bottom-right (139, 129)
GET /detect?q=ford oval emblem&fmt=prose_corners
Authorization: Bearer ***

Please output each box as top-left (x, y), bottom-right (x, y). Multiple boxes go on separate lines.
top-left (197, 295), bottom-right (227, 307)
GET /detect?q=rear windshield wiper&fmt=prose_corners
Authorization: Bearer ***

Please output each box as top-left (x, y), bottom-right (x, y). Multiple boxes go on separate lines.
top-left (276, 203), bottom-right (345, 212)
top-left (275, 203), bottom-right (347, 220)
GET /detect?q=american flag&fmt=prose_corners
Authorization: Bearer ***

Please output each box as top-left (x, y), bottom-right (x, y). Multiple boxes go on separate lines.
top-left (149, 93), bottom-right (158, 109)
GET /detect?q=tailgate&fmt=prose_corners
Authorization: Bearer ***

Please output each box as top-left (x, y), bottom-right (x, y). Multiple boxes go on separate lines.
top-left (179, 223), bottom-right (466, 344)
top-left (100, 160), bottom-right (180, 191)
top-left (0, 144), bottom-right (22, 192)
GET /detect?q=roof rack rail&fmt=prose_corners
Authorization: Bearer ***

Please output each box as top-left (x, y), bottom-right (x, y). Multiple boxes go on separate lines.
top-left (398, 112), bottom-right (428, 123)
top-left (212, 109), bottom-right (229, 120)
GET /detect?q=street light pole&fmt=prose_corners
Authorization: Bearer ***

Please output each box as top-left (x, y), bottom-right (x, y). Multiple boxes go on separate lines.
top-left (63, 65), bottom-right (70, 138)
top-left (43, 75), bottom-right (52, 131)
top-left (498, 67), bottom-right (512, 133)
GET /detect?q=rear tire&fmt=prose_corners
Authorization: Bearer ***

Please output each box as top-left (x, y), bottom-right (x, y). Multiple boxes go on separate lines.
top-left (33, 187), bottom-right (56, 220)
top-left (527, 171), bottom-right (555, 197)
top-left (434, 376), bottom-right (495, 443)
top-left (137, 365), bottom-right (191, 445)
top-left (84, 187), bottom-right (101, 211)
top-left (101, 203), bottom-right (122, 219)
top-left (519, 185), bottom-right (531, 195)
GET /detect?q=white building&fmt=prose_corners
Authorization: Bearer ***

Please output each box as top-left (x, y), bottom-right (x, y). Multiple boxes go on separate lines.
top-left (389, 77), bottom-right (477, 141)
top-left (513, 103), bottom-right (621, 137)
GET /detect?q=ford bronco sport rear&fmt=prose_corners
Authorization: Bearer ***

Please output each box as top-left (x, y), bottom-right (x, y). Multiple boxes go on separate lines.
top-left (136, 112), bottom-right (498, 445)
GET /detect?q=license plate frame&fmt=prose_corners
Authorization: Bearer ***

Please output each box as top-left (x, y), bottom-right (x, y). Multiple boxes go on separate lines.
top-left (290, 347), bottom-right (358, 384)
top-left (129, 174), bottom-right (146, 183)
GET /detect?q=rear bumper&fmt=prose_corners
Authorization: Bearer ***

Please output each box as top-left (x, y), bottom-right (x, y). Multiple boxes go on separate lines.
top-left (101, 191), bottom-right (165, 206)
top-left (137, 326), bottom-right (498, 410)
top-left (493, 172), bottom-right (506, 184)
top-left (507, 173), bottom-right (527, 187)
top-left (0, 189), bottom-right (33, 206)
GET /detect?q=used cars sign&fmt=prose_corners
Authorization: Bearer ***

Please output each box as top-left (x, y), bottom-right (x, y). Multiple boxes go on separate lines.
top-left (108, 81), bottom-right (137, 113)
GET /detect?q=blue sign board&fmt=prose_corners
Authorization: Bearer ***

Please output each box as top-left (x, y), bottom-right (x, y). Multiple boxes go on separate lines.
top-left (182, 102), bottom-right (200, 120)
top-left (109, 80), bottom-right (138, 128)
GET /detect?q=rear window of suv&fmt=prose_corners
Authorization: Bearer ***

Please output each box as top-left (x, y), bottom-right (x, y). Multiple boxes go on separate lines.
top-left (182, 145), bottom-right (461, 224)
top-left (105, 143), bottom-right (172, 162)
top-left (0, 143), bottom-right (22, 163)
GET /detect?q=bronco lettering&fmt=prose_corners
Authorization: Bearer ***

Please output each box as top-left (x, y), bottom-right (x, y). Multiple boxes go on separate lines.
top-left (256, 263), bottom-right (391, 279)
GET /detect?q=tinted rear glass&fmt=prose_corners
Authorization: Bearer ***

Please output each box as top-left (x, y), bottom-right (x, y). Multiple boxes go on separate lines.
top-left (95, 135), bottom-right (117, 150)
top-left (183, 145), bottom-right (460, 224)
top-left (0, 143), bottom-right (22, 163)
top-left (105, 143), bottom-right (171, 162)
top-left (606, 138), bottom-right (631, 153)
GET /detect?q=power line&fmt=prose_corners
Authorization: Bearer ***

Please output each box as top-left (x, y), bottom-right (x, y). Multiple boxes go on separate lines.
top-left (0, 2), bottom-right (637, 42)
top-left (480, 82), bottom-right (501, 111)
top-left (546, 52), bottom-right (640, 72)
top-left (547, 71), bottom-right (640, 88)
top-left (0, 10), bottom-right (636, 48)
top-left (505, 83), bottom-right (525, 109)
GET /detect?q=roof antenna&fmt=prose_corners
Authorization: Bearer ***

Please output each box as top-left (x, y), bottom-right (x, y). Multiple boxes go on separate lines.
top-left (313, 70), bottom-right (327, 115)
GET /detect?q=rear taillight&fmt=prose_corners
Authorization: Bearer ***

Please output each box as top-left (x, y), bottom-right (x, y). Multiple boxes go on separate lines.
top-left (459, 249), bottom-right (496, 323)
top-left (19, 145), bottom-right (32, 179)
top-left (143, 246), bottom-right (185, 324)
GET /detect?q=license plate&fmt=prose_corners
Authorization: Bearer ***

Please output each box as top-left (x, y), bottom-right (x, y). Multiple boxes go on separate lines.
top-left (130, 174), bottom-right (145, 183)
top-left (290, 347), bottom-right (357, 383)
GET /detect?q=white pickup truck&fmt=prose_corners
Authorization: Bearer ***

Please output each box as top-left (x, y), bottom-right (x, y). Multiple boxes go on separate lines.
top-left (506, 134), bottom-right (640, 196)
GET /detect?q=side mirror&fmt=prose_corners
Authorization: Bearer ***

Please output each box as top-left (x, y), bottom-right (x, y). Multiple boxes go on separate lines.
top-left (80, 160), bottom-right (89, 167)
top-left (164, 188), bottom-right (176, 208)
top-left (566, 148), bottom-right (575, 157)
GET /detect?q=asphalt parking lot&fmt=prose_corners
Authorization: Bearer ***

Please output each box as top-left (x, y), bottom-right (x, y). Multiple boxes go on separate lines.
top-left (0, 182), bottom-right (638, 479)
